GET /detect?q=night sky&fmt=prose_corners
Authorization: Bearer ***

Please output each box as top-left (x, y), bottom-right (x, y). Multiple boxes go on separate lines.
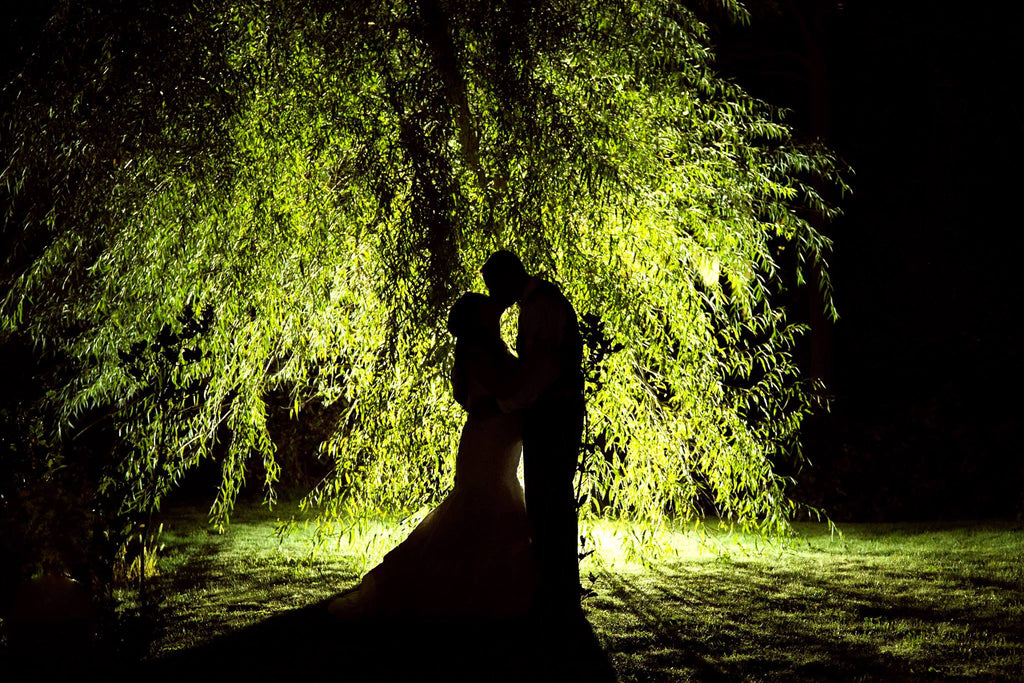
top-left (711, 1), bottom-right (1024, 519)
top-left (2, 1), bottom-right (1021, 520)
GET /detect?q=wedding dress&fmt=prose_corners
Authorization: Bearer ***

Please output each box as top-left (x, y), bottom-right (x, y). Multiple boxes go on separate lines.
top-left (329, 341), bottom-right (537, 621)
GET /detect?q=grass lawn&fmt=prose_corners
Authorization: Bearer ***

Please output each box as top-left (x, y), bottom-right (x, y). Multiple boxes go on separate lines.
top-left (111, 505), bottom-right (1024, 681)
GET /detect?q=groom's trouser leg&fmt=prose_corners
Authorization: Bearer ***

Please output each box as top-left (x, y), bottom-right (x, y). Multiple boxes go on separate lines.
top-left (523, 399), bottom-right (585, 609)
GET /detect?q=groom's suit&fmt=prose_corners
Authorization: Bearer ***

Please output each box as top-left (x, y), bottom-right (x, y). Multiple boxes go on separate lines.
top-left (498, 276), bottom-right (585, 608)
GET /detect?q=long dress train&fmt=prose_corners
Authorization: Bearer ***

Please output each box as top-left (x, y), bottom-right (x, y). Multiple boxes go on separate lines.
top-left (329, 344), bottom-right (536, 620)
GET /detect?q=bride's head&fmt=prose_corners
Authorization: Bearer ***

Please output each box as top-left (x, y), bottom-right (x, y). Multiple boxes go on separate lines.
top-left (447, 293), bottom-right (501, 342)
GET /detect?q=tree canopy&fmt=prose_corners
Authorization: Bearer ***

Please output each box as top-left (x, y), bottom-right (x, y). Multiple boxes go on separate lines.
top-left (1, 0), bottom-right (845, 560)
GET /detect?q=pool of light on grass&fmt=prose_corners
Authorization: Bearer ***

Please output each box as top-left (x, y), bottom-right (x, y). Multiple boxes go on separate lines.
top-left (151, 504), bottom-right (1024, 680)
top-left (301, 512), bottom-right (808, 575)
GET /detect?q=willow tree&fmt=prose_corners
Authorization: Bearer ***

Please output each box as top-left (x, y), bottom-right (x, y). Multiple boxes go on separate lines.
top-left (1, 0), bottom-right (844, 560)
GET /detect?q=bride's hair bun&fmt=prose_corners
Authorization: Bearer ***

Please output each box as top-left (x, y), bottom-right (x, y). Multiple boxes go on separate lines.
top-left (447, 292), bottom-right (489, 338)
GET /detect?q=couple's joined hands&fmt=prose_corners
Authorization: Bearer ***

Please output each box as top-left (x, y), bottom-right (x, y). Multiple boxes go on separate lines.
top-left (470, 396), bottom-right (503, 421)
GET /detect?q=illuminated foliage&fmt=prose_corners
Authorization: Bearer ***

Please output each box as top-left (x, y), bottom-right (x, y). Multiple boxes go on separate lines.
top-left (1, 0), bottom-right (845, 553)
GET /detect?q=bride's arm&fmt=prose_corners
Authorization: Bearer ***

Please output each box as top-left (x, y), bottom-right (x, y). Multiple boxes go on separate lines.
top-left (496, 296), bottom-right (564, 412)
top-left (453, 343), bottom-right (505, 413)
top-left (473, 347), bottom-right (514, 398)
top-left (457, 345), bottom-right (513, 419)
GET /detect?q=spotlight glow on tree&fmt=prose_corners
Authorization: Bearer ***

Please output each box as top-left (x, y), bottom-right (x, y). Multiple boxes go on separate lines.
top-left (1, 0), bottom-right (845, 556)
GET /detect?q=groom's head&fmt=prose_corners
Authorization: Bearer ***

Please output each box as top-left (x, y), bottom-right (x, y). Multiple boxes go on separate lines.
top-left (481, 250), bottom-right (529, 310)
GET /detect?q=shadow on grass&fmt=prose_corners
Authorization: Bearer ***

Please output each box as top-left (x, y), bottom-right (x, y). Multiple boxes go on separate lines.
top-left (602, 568), bottom-right (902, 681)
top-left (590, 556), bottom-right (1024, 681)
top-left (143, 599), bottom-right (617, 683)
top-left (37, 510), bottom-right (1011, 682)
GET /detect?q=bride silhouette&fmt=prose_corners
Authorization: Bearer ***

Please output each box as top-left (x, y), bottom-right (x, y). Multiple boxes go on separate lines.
top-left (328, 292), bottom-right (537, 621)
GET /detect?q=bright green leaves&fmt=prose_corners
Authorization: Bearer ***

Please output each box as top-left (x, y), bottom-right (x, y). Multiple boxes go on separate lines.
top-left (1, 0), bottom-right (845, 554)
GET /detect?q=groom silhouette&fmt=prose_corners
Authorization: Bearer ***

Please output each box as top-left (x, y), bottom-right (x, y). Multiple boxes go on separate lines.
top-left (481, 250), bottom-right (585, 614)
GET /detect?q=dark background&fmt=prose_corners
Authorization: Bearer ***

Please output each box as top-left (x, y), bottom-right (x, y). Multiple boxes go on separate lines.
top-left (709, 1), bottom-right (1024, 520)
top-left (2, 1), bottom-right (1021, 521)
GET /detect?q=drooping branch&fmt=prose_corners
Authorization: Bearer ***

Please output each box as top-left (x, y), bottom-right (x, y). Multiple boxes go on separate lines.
top-left (0, 0), bottom-right (846, 556)
top-left (415, 0), bottom-right (488, 197)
